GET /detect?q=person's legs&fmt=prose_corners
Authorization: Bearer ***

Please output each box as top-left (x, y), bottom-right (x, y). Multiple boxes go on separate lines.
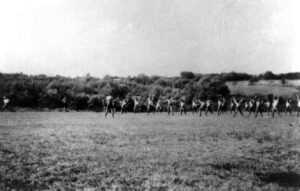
top-left (105, 105), bottom-right (109, 118)
top-left (233, 109), bottom-right (237, 117)
top-left (285, 107), bottom-right (287, 116)
top-left (274, 108), bottom-right (280, 117)
top-left (260, 108), bottom-right (263, 117)
top-left (171, 106), bottom-right (174, 115)
top-left (239, 108), bottom-right (244, 116)
top-left (277, 108), bottom-right (281, 117)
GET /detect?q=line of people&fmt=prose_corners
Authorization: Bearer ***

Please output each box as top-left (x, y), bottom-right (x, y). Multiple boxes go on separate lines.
top-left (102, 94), bottom-right (300, 118)
top-left (2, 94), bottom-right (300, 118)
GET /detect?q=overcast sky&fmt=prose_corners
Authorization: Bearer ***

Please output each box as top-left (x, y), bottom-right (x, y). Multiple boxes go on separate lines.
top-left (0, 0), bottom-right (299, 77)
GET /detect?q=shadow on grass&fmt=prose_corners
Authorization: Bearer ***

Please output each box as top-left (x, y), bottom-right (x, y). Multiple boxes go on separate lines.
top-left (255, 172), bottom-right (300, 188)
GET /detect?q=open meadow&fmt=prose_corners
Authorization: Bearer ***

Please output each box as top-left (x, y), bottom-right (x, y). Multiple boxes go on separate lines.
top-left (0, 112), bottom-right (300, 190)
top-left (226, 80), bottom-right (300, 96)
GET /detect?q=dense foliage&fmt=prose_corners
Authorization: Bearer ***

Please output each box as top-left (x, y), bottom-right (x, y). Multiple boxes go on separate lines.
top-left (0, 72), bottom-right (230, 110)
top-left (224, 71), bottom-right (300, 81)
top-left (0, 71), bottom-right (299, 110)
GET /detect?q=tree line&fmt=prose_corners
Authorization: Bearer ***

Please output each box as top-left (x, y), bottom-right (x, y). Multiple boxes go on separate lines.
top-left (223, 71), bottom-right (300, 81)
top-left (0, 71), bottom-right (299, 111)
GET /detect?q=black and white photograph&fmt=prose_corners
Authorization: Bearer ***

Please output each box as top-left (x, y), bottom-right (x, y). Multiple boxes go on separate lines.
top-left (0, 0), bottom-right (300, 190)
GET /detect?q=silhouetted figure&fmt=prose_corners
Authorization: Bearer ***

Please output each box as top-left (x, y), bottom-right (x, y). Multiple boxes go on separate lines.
top-left (284, 97), bottom-right (292, 116)
top-left (271, 95), bottom-right (281, 118)
top-left (105, 94), bottom-right (115, 118)
top-left (163, 97), bottom-right (175, 116)
top-left (255, 97), bottom-right (263, 118)
top-left (233, 96), bottom-right (244, 117)
top-left (179, 96), bottom-right (187, 115)
top-left (2, 96), bottom-right (10, 110)
top-left (133, 96), bottom-right (141, 113)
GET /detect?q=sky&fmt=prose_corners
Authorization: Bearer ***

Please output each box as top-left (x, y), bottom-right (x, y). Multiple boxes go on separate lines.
top-left (0, 0), bottom-right (300, 77)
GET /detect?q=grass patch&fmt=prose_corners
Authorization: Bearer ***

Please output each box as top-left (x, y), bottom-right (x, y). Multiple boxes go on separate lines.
top-left (0, 112), bottom-right (299, 190)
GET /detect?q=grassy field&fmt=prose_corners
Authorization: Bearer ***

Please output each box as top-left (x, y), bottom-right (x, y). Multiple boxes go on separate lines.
top-left (0, 112), bottom-right (300, 190)
top-left (226, 80), bottom-right (300, 96)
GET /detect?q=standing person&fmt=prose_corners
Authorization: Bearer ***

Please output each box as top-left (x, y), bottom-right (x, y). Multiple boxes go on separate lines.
top-left (155, 98), bottom-right (163, 113)
top-left (229, 98), bottom-right (235, 113)
top-left (61, 96), bottom-right (67, 112)
top-left (297, 95), bottom-right (300, 117)
top-left (102, 98), bottom-right (107, 112)
top-left (217, 96), bottom-right (222, 116)
top-left (120, 98), bottom-right (128, 114)
top-left (105, 94), bottom-right (115, 118)
top-left (264, 98), bottom-right (271, 115)
top-left (248, 98), bottom-right (255, 116)
top-left (254, 97), bottom-right (264, 118)
top-left (191, 98), bottom-right (198, 114)
top-left (232, 96), bottom-right (244, 117)
top-left (163, 96), bottom-right (175, 116)
top-left (205, 98), bottom-right (213, 116)
top-left (271, 95), bottom-right (281, 118)
top-left (284, 97), bottom-right (292, 116)
top-left (217, 95), bottom-right (225, 115)
top-left (179, 96), bottom-right (187, 115)
top-left (147, 95), bottom-right (155, 115)
top-left (2, 96), bottom-right (10, 110)
top-left (133, 96), bottom-right (141, 113)
top-left (221, 97), bottom-right (226, 113)
top-left (244, 100), bottom-right (249, 112)
top-left (198, 99), bottom-right (206, 117)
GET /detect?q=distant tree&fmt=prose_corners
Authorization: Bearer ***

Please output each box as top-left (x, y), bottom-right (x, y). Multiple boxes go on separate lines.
top-left (135, 74), bottom-right (151, 85)
top-left (155, 78), bottom-right (169, 87)
top-left (225, 72), bottom-right (252, 81)
top-left (195, 74), bottom-right (230, 99)
top-left (262, 71), bottom-right (275, 80)
top-left (180, 71), bottom-right (195, 79)
top-left (174, 79), bottom-right (190, 89)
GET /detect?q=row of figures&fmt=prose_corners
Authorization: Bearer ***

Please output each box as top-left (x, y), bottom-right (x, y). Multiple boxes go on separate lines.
top-left (2, 94), bottom-right (300, 118)
top-left (102, 94), bottom-right (300, 118)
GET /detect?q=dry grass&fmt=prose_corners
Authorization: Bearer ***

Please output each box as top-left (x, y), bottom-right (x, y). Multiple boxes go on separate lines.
top-left (0, 112), bottom-right (300, 190)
